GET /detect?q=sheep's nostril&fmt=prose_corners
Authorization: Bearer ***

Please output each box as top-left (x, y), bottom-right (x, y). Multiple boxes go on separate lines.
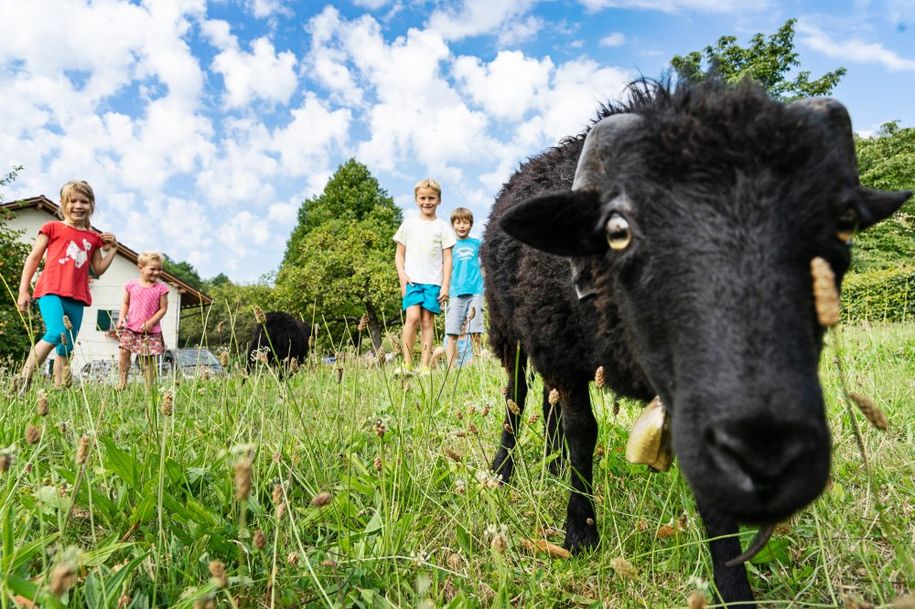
top-left (706, 422), bottom-right (809, 495)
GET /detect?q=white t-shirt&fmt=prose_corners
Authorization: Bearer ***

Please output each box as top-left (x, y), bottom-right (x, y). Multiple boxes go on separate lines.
top-left (393, 216), bottom-right (456, 286)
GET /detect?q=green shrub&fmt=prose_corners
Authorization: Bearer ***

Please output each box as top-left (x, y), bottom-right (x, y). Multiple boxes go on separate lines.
top-left (842, 266), bottom-right (915, 322)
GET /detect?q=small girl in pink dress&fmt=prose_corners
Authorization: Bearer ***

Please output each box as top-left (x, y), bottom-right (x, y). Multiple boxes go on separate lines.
top-left (117, 251), bottom-right (169, 389)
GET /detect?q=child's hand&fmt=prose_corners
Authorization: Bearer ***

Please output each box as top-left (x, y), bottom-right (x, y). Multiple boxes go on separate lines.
top-left (16, 291), bottom-right (31, 312)
top-left (117, 319), bottom-right (126, 330)
top-left (100, 232), bottom-right (118, 249)
top-left (400, 276), bottom-right (411, 297)
top-left (438, 291), bottom-right (449, 306)
top-left (140, 321), bottom-right (149, 332)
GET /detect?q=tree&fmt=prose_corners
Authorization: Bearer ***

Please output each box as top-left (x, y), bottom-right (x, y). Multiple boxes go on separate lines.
top-left (0, 166), bottom-right (32, 360)
top-left (851, 122), bottom-right (915, 271)
top-left (276, 159), bottom-right (402, 351)
top-left (178, 280), bottom-right (276, 353)
top-left (163, 256), bottom-right (205, 291)
top-left (671, 19), bottom-right (846, 101)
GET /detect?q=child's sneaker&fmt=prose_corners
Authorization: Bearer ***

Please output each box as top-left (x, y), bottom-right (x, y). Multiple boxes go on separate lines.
top-left (393, 365), bottom-right (415, 377)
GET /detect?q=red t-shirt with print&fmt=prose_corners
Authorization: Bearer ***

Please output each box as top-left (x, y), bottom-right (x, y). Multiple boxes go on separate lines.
top-left (33, 222), bottom-right (104, 306)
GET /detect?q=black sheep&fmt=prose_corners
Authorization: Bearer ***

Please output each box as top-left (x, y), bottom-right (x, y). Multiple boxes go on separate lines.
top-left (481, 79), bottom-right (909, 604)
top-left (247, 311), bottom-right (310, 372)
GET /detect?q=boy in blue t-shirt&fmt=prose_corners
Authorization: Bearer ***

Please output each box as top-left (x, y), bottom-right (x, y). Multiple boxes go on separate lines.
top-left (445, 207), bottom-right (484, 367)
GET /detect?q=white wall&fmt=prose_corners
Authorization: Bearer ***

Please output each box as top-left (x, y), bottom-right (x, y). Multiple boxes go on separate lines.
top-left (7, 207), bottom-right (181, 371)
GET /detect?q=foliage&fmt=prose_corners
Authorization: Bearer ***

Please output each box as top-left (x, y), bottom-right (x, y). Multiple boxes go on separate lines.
top-left (0, 165), bottom-right (33, 360)
top-left (671, 19), bottom-right (846, 100)
top-left (842, 265), bottom-right (915, 323)
top-left (162, 256), bottom-right (205, 292)
top-left (276, 159), bottom-right (402, 350)
top-left (178, 280), bottom-right (276, 351)
top-left (852, 122), bottom-right (915, 272)
top-left (0, 322), bottom-right (912, 607)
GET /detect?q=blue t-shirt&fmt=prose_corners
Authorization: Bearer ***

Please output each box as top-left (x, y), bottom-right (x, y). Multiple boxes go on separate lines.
top-left (450, 237), bottom-right (483, 296)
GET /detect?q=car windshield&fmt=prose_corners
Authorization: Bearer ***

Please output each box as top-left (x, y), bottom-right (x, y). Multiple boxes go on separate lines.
top-left (175, 349), bottom-right (219, 366)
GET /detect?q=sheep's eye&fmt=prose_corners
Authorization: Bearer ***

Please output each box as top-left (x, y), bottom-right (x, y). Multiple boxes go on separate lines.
top-left (836, 207), bottom-right (858, 243)
top-left (606, 213), bottom-right (632, 251)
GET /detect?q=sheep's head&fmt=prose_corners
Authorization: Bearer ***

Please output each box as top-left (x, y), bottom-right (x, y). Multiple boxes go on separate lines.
top-left (500, 84), bottom-right (910, 526)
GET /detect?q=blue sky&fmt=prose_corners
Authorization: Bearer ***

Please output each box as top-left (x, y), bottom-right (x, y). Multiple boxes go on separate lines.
top-left (2, 0), bottom-right (913, 282)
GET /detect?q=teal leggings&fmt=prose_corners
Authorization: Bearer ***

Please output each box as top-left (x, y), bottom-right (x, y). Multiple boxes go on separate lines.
top-left (37, 295), bottom-right (85, 356)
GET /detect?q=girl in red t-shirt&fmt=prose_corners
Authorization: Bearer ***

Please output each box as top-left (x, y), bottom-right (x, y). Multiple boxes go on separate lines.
top-left (16, 180), bottom-right (118, 392)
top-left (116, 251), bottom-right (169, 390)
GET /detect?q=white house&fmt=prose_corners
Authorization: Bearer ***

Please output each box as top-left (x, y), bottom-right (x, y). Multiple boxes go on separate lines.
top-left (2, 195), bottom-right (212, 371)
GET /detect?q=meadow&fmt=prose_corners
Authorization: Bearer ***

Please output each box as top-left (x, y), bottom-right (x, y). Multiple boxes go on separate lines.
top-left (0, 322), bottom-right (913, 608)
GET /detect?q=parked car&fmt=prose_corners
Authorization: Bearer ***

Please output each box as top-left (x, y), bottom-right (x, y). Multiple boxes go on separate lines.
top-left (77, 359), bottom-right (141, 384)
top-left (162, 348), bottom-right (225, 378)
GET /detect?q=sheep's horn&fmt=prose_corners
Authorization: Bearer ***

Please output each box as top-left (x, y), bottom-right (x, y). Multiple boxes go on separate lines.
top-left (572, 113), bottom-right (643, 192)
top-left (789, 98), bottom-right (856, 170)
top-left (724, 524), bottom-right (775, 568)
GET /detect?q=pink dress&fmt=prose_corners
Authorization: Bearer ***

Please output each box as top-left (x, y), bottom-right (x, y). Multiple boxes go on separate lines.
top-left (118, 280), bottom-right (169, 355)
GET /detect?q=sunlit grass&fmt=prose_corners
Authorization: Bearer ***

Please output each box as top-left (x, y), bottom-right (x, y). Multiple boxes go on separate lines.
top-left (1, 322), bottom-right (913, 608)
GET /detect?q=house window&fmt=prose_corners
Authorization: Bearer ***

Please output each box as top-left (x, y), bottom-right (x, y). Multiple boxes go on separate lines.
top-left (96, 310), bottom-right (119, 332)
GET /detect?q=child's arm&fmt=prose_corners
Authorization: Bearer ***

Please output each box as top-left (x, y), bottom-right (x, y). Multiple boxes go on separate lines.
top-left (141, 293), bottom-right (169, 332)
top-left (439, 246), bottom-right (453, 305)
top-left (91, 232), bottom-right (119, 276)
top-left (17, 233), bottom-right (50, 311)
top-left (117, 288), bottom-right (130, 329)
top-left (395, 242), bottom-right (409, 296)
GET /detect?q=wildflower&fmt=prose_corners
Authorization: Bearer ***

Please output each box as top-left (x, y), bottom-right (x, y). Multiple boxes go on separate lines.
top-left (76, 435), bottom-right (90, 465)
top-left (811, 257), bottom-right (840, 326)
top-left (358, 314), bottom-right (369, 332)
top-left (62, 315), bottom-right (72, 330)
top-left (234, 458), bottom-right (252, 501)
top-left (60, 332), bottom-right (68, 346)
top-left (373, 419), bottom-right (386, 438)
top-left (321, 559), bottom-right (337, 568)
top-left (610, 557), bottom-right (638, 580)
top-left (26, 424), bottom-right (41, 445)
top-left (475, 470), bottom-right (502, 490)
top-left (118, 594), bottom-right (132, 608)
top-left (613, 399), bottom-right (621, 416)
top-left (454, 478), bottom-right (466, 494)
top-left (193, 599), bottom-right (215, 609)
top-left (481, 404), bottom-right (491, 417)
top-left (0, 453), bottom-right (11, 473)
top-left (37, 390), bottom-right (49, 416)
top-left (447, 553), bottom-right (462, 570)
top-left (160, 391), bottom-right (173, 416)
top-left (253, 305), bottom-right (266, 325)
top-left (373, 456), bottom-right (383, 471)
top-left (656, 524), bottom-right (675, 539)
top-left (490, 532), bottom-right (508, 554)
top-left (688, 591), bottom-right (708, 609)
top-left (216, 320), bottom-right (225, 334)
top-left (272, 483), bottom-right (283, 505)
top-left (335, 365), bottom-right (344, 383)
top-left (503, 422), bottom-right (514, 435)
top-left (506, 399), bottom-right (520, 415)
top-left (311, 491), bottom-right (333, 507)
top-left (528, 412), bottom-right (540, 424)
top-left (253, 529), bottom-right (266, 550)
top-left (289, 357), bottom-right (299, 372)
top-left (594, 366), bottom-right (605, 387)
top-left (50, 562), bottom-right (77, 596)
top-left (286, 552), bottom-right (299, 566)
top-left (444, 447), bottom-right (462, 462)
top-left (208, 560), bottom-right (228, 588)
top-left (219, 350), bottom-right (229, 368)
top-left (848, 392), bottom-right (888, 431)
top-left (468, 422), bottom-right (479, 434)
top-left (548, 388), bottom-right (560, 406)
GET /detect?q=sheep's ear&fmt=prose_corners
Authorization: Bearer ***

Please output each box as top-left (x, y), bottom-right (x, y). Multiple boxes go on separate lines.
top-left (500, 190), bottom-right (606, 257)
top-left (855, 188), bottom-right (911, 229)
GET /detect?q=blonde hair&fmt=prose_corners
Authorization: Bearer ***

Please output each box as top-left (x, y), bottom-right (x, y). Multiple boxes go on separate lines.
top-left (59, 180), bottom-right (96, 228)
top-left (137, 251), bottom-right (163, 268)
top-left (450, 207), bottom-right (473, 225)
top-left (414, 178), bottom-right (441, 198)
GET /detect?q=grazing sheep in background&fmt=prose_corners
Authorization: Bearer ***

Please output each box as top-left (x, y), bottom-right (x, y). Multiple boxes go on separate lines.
top-left (246, 311), bottom-right (310, 372)
top-left (481, 78), bottom-right (909, 604)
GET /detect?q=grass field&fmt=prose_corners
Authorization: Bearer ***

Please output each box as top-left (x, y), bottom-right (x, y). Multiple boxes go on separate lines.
top-left (1, 322), bottom-right (913, 608)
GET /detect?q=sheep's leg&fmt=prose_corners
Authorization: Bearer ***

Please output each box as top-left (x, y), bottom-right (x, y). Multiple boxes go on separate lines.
top-left (561, 384), bottom-right (599, 553)
top-left (491, 350), bottom-right (528, 484)
top-left (696, 502), bottom-right (755, 605)
top-left (541, 387), bottom-right (565, 475)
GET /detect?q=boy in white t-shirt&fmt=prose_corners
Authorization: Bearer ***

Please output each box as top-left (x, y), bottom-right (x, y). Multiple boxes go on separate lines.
top-left (393, 178), bottom-right (456, 373)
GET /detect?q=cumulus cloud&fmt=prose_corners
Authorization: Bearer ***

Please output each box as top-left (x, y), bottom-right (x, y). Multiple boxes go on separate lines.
top-left (798, 21), bottom-right (915, 71)
top-left (426, 0), bottom-right (537, 40)
top-left (453, 51), bottom-right (553, 120)
top-left (205, 25), bottom-right (299, 108)
top-left (600, 32), bottom-right (626, 47)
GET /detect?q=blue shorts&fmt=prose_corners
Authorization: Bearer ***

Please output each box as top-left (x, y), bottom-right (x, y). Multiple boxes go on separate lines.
top-left (37, 295), bottom-right (85, 356)
top-left (402, 283), bottom-right (441, 314)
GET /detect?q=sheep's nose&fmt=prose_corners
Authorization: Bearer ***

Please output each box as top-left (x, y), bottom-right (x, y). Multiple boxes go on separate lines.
top-left (705, 419), bottom-right (816, 496)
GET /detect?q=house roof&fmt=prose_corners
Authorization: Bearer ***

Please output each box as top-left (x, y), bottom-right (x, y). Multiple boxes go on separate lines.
top-left (1, 195), bottom-right (213, 309)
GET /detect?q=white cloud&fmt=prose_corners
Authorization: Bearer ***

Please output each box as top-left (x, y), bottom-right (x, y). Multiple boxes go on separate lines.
top-left (798, 21), bottom-right (915, 71)
top-left (272, 93), bottom-right (352, 174)
top-left (208, 33), bottom-right (298, 108)
top-left (268, 200), bottom-right (298, 223)
top-left (453, 51), bottom-right (553, 120)
top-left (426, 0), bottom-right (537, 41)
top-left (600, 32), bottom-right (626, 47)
top-left (245, 0), bottom-right (289, 19)
top-left (353, 0), bottom-right (389, 9)
top-left (576, 0), bottom-right (770, 12)
top-left (498, 15), bottom-right (544, 46)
